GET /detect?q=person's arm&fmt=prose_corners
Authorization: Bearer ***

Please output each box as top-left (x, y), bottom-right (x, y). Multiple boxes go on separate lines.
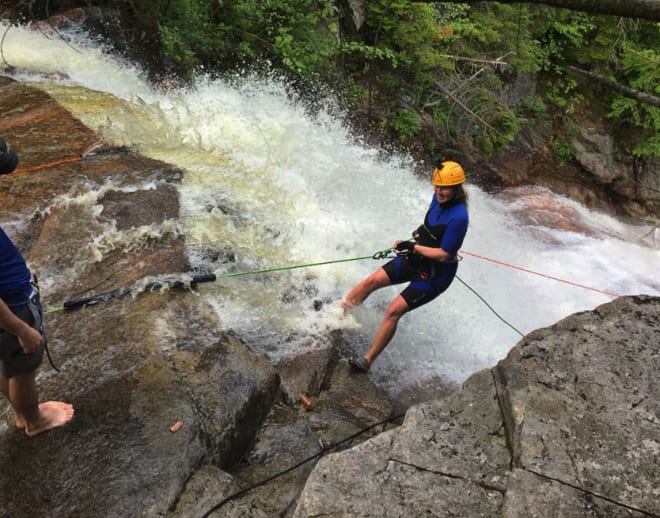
top-left (0, 298), bottom-right (43, 353)
top-left (410, 242), bottom-right (455, 262)
top-left (393, 239), bottom-right (456, 261)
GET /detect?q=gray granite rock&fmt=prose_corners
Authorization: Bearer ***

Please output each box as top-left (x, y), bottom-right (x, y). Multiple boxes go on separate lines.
top-left (295, 296), bottom-right (660, 517)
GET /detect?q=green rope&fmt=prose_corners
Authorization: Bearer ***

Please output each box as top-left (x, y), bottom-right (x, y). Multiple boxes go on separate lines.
top-left (43, 247), bottom-right (394, 314)
top-left (214, 253), bottom-right (382, 279)
top-left (45, 249), bottom-right (525, 341)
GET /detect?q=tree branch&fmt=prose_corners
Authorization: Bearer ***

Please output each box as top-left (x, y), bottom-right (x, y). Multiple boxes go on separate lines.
top-left (566, 66), bottom-right (660, 108)
top-left (434, 80), bottom-right (505, 137)
top-left (407, 0), bottom-right (660, 22)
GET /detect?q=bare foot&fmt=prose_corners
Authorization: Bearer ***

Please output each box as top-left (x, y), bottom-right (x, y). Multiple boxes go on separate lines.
top-left (25, 402), bottom-right (74, 437)
top-left (15, 416), bottom-right (26, 429)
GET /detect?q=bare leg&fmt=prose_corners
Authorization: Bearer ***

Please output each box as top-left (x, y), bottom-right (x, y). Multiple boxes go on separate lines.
top-left (341, 268), bottom-right (392, 310)
top-left (363, 295), bottom-right (410, 366)
top-left (0, 378), bottom-right (18, 426)
top-left (8, 372), bottom-right (74, 437)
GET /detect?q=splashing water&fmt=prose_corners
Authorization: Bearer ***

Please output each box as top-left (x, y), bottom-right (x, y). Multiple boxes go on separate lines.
top-left (2, 23), bottom-right (658, 398)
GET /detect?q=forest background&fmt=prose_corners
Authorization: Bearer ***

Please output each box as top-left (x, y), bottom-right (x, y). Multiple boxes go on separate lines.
top-left (6, 1), bottom-right (660, 179)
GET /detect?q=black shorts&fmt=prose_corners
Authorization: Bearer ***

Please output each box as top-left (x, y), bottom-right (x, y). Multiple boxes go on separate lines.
top-left (382, 255), bottom-right (454, 311)
top-left (0, 295), bottom-right (46, 379)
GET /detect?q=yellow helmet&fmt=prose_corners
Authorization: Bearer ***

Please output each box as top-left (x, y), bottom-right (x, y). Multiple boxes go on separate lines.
top-left (432, 161), bottom-right (465, 186)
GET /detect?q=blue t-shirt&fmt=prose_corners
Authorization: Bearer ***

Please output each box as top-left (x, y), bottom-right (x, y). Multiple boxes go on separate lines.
top-left (0, 227), bottom-right (31, 299)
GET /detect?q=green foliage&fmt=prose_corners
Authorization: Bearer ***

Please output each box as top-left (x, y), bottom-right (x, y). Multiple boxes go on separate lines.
top-left (360, 1), bottom-right (455, 74)
top-left (461, 4), bottom-right (535, 67)
top-left (531, 9), bottom-right (597, 73)
top-left (390, 108), bottom-right (421, 141)
top-left (148, 0), bottom-right (659, 159)
top-left (158, 0), bottom-right (219, 70)
top-left (471, 89), bottom-right (520, 156)
top-left (608, 48), bottom-right (660, 156)
top-left (157, 0), bottom-right (339, 79)
top-left (529, 10), bottom-right (659, 157)
top-left (265, 0), bottom-right (339, 76)
top-left (391, 4), bottom-right (448, 69)
top-left (549, 136), bottom-right (575, 162)
top-left (545, 77), bottom-right (584, 114)
top-left (341, 41), bottom-right (399, 70)
top-left (517, 96), bottom-right (548, 122)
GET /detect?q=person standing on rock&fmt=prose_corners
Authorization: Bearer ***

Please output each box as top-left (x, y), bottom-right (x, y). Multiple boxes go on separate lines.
top-left (0, 137), bottom-right (74, 437)
top-left (341, 160), bottom-right (469, 373)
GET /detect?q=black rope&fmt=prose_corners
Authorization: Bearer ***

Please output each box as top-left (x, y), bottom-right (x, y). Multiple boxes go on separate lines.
top-left (200, 412), bottom-right (405, 518)
top-left (82, 145), bottom-right (131, 159)
top-left (455, 275), bottom-right (524, 337)
top-left (43, 335), bottom-right (60, 372)
top-left (59, 273), bottom-right (217, 311)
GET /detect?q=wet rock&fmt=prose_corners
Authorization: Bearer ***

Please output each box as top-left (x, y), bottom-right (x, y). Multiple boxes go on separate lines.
top-left (0, 353), bottom-right (205, 517)
top-left (480, 116), bottom-right (660, 220)
top-left (391, 368), bottom-right (510, 491)
top-left (318, 359), bottom-right (393, 426)
top-left (0, 78), bottom-right (403, 518)
top-left (226, 403), bottom-right (322, 516)
top-left (637, 156), bottom-right (660, 217)
top-left (494, 295), bottom-right (660, 514)
top-left (276, 342), bottom-right (336, 405)
top-left (185, 331), bottom-right (280, 468)
top-left (502, 469), bottom-right (651, 517)
top-left (295, 425), bottom-right (504, 517)
top-left (572, 127), bottom-right (628, 186)
top-left (169, 464), bottom-right (249, 518)
top-left (294, 296), bottom-right (660, 517)
top-left (338, 0), bottom-right (370, 33)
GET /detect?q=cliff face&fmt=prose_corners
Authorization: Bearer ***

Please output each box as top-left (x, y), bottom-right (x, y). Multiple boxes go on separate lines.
top-left (295, 295), bottom-right (660, 517)
top-left (478, 118), bottom-right (660, 221)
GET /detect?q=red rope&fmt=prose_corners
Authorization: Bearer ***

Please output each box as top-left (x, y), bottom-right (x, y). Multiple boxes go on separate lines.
top-left (12, 156), bottom-right (82, 174)
top-left (460, 249), bottom-right (621, 298)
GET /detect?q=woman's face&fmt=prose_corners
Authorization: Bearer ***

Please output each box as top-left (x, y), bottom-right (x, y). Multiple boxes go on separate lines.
top-left (434, 184), bottom-right (456, 204)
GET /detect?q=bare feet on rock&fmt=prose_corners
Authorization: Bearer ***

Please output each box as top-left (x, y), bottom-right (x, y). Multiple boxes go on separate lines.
top-left (24, 402), bottom-right (74, 437)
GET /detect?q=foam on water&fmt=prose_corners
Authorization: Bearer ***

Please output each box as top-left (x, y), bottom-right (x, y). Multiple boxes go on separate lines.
top-left (3, 24), bottom-right (658, 397)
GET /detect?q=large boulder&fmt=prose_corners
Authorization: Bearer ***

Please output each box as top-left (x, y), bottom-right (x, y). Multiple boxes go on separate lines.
top-left (294, 295), bottom-right (660, 517)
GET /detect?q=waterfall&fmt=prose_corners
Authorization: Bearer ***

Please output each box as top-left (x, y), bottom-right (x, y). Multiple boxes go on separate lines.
top-left (2, 23), bottom-right (658, 399)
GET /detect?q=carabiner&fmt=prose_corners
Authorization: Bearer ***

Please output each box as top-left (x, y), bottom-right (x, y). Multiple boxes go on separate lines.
top-left (372, 248), bottom-right (393, 260)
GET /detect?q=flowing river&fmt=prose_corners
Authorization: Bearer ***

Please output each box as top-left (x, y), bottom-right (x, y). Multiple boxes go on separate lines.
top-left (2, 23), bottom-right (659, 400)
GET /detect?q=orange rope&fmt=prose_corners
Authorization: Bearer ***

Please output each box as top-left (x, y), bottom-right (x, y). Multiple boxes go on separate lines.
top-left (12, 156), bottom-right (82, 174)
top-left (460, 249), bottom-right (621, 298)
